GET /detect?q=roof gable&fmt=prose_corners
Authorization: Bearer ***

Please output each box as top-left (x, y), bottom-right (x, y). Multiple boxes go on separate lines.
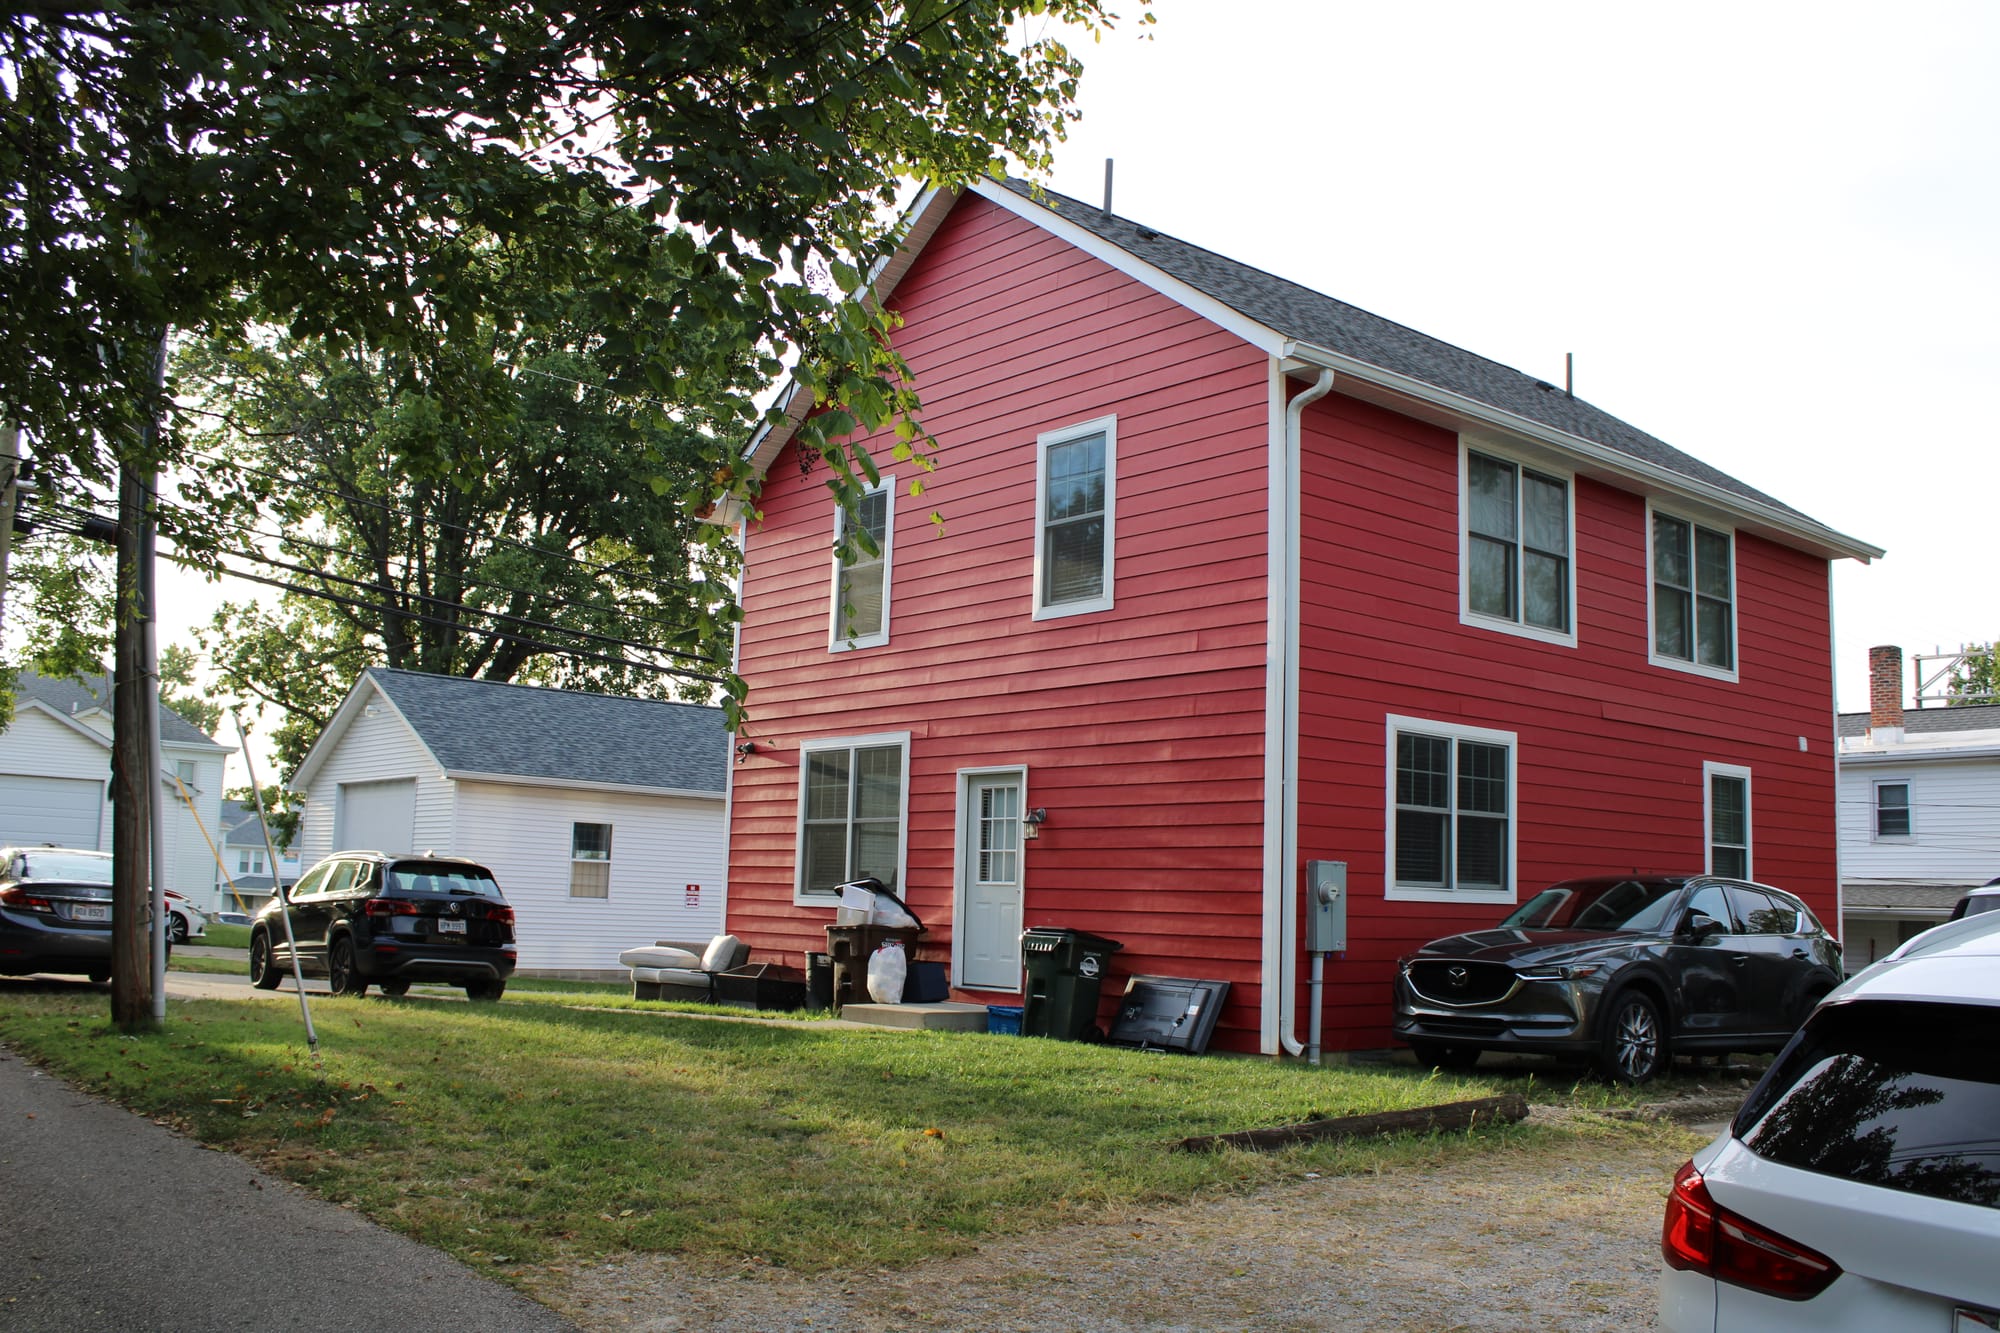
top-left (295, 669), bottom-right (728, 797)
top-left (13, 668), bottom-right (228, 750)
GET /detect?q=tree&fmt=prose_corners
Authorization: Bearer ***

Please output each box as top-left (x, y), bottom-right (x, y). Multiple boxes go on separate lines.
top-left (157, 642), bottom-right (219, 734)
top-left (179, 201), bottom-right (760, 772)
top-left (1948, 643), bottom-right (1999, 705)
top-left (4, 0), bottom-right (1133, 576)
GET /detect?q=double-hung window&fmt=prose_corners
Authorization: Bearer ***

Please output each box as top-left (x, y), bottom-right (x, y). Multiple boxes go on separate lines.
top-left (1874, 782), bottom-right (1911, 839)
top-left (1033, 416), bottom-right (1115, 618)
top-left (1652, 510), bottom-right (1735, 675)
top-left (1386, 715), bottom-right (1517, 903)
top-left (1705, 763), bottom-right (1751, 878)
top-left (1463, 445), bottom-right (1574, 642)
top-left (829, 478), bottom-right (892, 649)
top-left (570, 822), bottom-right (612, 898)
top-left (797, 733), bottom-right (910, 902)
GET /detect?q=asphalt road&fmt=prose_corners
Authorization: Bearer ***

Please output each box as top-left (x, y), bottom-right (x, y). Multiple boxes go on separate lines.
top-left (0, 1014), bottom-right (574, 1332)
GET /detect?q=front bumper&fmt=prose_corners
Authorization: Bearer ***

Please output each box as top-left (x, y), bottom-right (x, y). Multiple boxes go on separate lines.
top-left (1393, 969), bottom-right (1601, 1056)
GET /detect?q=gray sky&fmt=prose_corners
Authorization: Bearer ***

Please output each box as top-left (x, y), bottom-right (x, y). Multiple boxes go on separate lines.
top-left (1030, 0), bottom-right (1998, 710)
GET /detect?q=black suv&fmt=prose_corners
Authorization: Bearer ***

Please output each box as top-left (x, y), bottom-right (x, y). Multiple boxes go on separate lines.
top-left (1393, 875), bottom-right (1844, 1082)
top-left (249, 852), bottom-right (516, 1000)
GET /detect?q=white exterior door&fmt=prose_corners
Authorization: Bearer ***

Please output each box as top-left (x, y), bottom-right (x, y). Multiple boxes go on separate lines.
top-left (956, 770), bottom-right (1024, 991)
top-left (336, 778), bottom-right (416, 854)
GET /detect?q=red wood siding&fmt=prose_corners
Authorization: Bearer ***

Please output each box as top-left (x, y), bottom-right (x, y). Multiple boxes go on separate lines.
top-left (1292, 393), bottom-right (1839, 1048)
top-left (727, 194), bottom-right (1276, 1045)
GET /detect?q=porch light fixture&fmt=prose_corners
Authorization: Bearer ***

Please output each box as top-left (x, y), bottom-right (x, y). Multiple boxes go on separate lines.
top-left (734, 740), bottom-right (757, 762)
top-left (1022, 807), bottom-right (1048, 840)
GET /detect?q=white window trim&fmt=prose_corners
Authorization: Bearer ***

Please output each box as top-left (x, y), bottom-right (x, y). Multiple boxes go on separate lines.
top-left (1031, 414), bottom-right (1117, 620)
top-left (1383, 713), bottom-right (1519, 906)
top-left (1647, 503), bottom-right (1740, 683)
top-left (827, 474), bottom-right (894, 652)
top-left (1871, 778), bottom-right (1913, 842)
top-left (1457, 438), bottom-right (1578, 648)
top-left (1703, 761), bottom-right (1753, 879)
top-left (793, 730), bottom-right (913, 908)
top-left (569, 821), bottom-right (613, 900)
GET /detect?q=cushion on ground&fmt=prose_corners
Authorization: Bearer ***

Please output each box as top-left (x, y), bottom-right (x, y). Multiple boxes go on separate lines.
top-left (619, 945), bottom-right (702, 970)
top-left (701, 934), bottom-right (748, 972)
top-left (630, 966), bottom-right (709, 986)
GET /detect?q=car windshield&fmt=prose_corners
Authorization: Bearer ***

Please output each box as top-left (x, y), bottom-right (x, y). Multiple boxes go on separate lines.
top-left (387, 863), bottom-right (504, 898)
top-left (11, 850), bottom-right (114, 884)
top-left (1499, 879), bottom-right (1683, 932)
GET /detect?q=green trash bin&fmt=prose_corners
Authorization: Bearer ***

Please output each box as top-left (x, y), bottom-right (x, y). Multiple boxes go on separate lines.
top-left (1020, 927), bottom-right (1122, 1040)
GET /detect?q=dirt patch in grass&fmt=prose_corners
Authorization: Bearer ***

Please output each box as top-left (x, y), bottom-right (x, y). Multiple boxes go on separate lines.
top-left (525, 1112), bottom-right (1702, 1332)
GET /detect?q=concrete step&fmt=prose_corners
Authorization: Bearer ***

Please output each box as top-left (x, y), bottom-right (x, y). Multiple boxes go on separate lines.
top-left (838, 1001), bottom-right (992, 1032)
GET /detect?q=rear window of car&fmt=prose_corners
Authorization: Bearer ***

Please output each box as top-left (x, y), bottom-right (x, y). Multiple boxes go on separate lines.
top-left (12, 851), bottom-right (114, 884)
top-left (1736, 1000), bottom-right (2000, 1210)
top-left (387, 862), bottom-right (504, 898)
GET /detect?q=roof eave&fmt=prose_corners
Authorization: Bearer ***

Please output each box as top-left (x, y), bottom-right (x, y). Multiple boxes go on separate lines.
top-left (444, 769), bottom-right (726, 801)
top-left (1280, 340), bottom-right (1884, 564)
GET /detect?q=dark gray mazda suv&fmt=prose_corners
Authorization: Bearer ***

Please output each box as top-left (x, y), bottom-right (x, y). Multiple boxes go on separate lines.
top-left (1393, 875), bottom-right (1844, 1082)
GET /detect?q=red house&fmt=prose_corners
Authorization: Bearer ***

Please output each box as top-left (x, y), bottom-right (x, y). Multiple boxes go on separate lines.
top-left (719, 179), bottom-right (1880, 1056)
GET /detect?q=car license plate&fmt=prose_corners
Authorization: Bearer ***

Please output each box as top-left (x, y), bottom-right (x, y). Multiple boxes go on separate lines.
top-left (71, 903), bottom-right (110, 923)
top-left (438, 918), bottom-right (466, 934)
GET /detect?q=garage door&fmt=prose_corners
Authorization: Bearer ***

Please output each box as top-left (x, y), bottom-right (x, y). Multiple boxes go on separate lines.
top-left (0, 774), bottom-right (104, 850)
top-left (335, 778), bottom-right (416, 854)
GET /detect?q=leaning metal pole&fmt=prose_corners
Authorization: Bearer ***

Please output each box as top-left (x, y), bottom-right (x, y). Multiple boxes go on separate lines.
top-left (235, 714), bottom-right (317, 1055)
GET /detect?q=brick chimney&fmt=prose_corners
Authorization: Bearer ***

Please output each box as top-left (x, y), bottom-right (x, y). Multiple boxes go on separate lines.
top-left (1868, 645), bottom-right (1905, 737)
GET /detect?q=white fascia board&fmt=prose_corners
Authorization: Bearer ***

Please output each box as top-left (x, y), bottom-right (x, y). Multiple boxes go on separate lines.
top-left (736, 182), bottom-right (966, 492)
top-left (968, 178), bottom-right (1288, 356)
top-left (445, 771), bottom-right (726, 802)
top-left (1280, 338), bottom-right (1883, 565)
top-left (288, 674), bottom-right (442, 794)
top-left (1839, 743), bottom-right (2000, 765)
top-left (19, 698), bottom-right (112, 751)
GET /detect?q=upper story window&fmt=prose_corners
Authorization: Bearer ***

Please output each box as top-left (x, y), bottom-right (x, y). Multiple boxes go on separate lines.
top-left (1874, 781), bottom-right (1911, 839)
top-left (1462, 444), bottom-right (1574, 644)
top-left (1705, 762), bottom-right (1751, 879)
top-left (570, 822), bottom-right (612, 899)
top-left (829, 479), bottom-right (892, 650)
top-left (174, 760), bottom-right (198, 787)
top-left (1652, 509), bottom-right (1736, 677)
top-left (1033, 416), bottom-right (1116, 619)
top-left (1385, 714), bottom-right (1517, 904)
top-left (797, 732), bottom-right (910, 903)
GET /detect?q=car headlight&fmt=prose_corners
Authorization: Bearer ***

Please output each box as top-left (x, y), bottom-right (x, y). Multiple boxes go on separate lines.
top-left (1518, 963), bottom-right (1606, 982)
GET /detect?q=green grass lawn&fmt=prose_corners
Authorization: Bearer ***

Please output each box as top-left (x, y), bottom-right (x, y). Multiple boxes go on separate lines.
top-left (201, 923), bottom-right (252, 950)
top-left (0, 986), bottom-right (1669, 1279)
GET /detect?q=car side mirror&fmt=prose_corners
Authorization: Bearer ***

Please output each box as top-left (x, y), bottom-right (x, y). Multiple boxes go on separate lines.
top-left (1678, 910), bottom-right (1725, 943)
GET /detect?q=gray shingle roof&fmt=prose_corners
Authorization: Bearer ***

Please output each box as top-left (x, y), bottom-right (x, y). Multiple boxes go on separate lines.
top-left (366, 668), bottom-right (727, 796)
top-left (1836, 704), bottom-right (2000, 739)
top-left (15, 669), bottom-right (225, 748)
top-left (1840, 882), bottom-right (1988, 913)
top-left (1000, 179), bottom-right (1803, 519)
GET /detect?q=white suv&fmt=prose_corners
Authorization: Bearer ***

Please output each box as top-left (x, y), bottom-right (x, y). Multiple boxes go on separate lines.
top-left (1659, 910), bottom-right (2000, 1329)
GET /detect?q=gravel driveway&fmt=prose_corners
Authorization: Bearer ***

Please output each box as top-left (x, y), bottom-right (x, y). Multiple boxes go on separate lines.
top-left (529, 1111), bottom-right (1706, 1332)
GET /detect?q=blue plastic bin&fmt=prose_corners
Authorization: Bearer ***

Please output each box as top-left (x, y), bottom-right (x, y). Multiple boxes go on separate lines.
top-left (986, 1004), bottom-right (1024, 1035)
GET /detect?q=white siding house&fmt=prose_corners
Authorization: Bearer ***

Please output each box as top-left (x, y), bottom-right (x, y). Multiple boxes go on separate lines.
top-left (1837, 646), bottom-right (2000, 966)
top-left (290, 669), bottom-right (729, 972)
top-left (0, 670), bottom-right (232, 903)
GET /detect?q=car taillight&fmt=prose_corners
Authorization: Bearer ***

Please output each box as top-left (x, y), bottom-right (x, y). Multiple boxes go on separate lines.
top-left (1663, 1161), bottom-right (1839, 1300)
top-left (0, 886), bottom-right (55, 914)
top-left (489, 904), bottom-right (514, 926)
top-left (364, 898), bottom-right (421, 918)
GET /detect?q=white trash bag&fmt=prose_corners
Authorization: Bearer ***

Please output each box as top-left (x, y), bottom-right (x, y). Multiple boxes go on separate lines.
top-left (866, 938), bottom-right (908, 1004)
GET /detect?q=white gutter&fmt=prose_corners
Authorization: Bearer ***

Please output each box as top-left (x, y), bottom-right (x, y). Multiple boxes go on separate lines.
top-left (1269, 365), bottom-right (1335, 1057)
top-left (1279, 339), bottom-right (1883, 565)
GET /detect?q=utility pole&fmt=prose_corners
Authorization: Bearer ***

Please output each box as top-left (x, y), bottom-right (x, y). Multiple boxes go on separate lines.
top-left (0, 422), bottom-right (18, 642)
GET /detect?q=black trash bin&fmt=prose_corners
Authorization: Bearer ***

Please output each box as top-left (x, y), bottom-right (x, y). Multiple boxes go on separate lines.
top-left (1020, 927), bottom-right (1122, 1040)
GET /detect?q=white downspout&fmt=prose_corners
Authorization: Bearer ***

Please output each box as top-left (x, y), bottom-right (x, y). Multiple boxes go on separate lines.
top-left (1275, 367), bottom-right (1334, 1056)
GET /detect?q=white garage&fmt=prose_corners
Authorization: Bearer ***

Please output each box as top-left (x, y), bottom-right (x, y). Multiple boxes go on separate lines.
top-left (291, 668), bottom-right (730, 972)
